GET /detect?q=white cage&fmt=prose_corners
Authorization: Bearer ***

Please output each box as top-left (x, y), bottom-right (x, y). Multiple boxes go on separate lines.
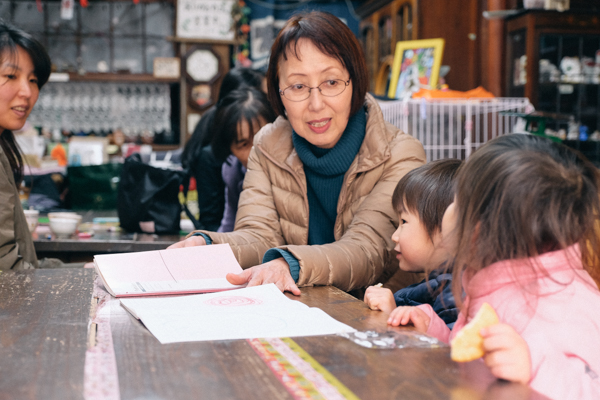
top-left (378, 98), bottom-right (534, 161)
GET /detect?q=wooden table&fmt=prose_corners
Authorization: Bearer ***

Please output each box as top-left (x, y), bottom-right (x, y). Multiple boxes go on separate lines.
top-left (32, 210), bottom-right (182, 262)
top-left (0, 269), bottom-right (546, 400)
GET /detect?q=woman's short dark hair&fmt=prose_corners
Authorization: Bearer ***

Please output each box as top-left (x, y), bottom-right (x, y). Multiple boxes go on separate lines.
top-left (0, 19), bottom-right (51, 89)
top-left (266, 11), bottom-right (368, 118)
top-left (392, 159), bottom-right (463, 239)
top-left (210, 88), bottom-right (276, 162)
top-left (0, 20), bottom-right (51, 186)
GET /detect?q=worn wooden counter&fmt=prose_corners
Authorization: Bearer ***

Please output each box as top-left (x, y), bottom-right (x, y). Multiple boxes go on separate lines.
top-left (0, 269), bottom-right (547, 400)
top-left (31, 210), bottom-right (182, 262)
top-left (0, 269), bottom-right (94, 400)
top-left (33, 231), bottom-right (181, 262)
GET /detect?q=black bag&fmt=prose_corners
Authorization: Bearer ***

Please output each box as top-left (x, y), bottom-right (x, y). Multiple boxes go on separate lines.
top-left (117, 154), bottom-right (200, 234)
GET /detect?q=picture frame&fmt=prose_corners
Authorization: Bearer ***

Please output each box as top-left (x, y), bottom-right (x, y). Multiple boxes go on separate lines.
top-left (153, 57), bottom-right (181, 79)
top-left (388, 39), bottom-right (445, 99)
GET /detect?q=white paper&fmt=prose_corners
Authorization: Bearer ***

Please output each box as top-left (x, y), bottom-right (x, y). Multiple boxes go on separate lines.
top-left (120, 284), bottom-right (356, 344)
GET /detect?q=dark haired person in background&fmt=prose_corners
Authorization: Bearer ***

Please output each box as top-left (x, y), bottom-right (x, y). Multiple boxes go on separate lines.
top-left (171, 12), bottom-right (426, 297)
top-left (181, 68), bottom-right (266, 231)
top-left (209, 88), bottom-right (276, 232)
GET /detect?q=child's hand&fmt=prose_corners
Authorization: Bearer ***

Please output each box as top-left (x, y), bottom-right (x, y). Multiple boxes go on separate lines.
top-left (387, 306), bottom-right (430, 333)
top-left (364, 286), bottom-right (396, 314)
top-left (481, 323), bottom-right (531, 384)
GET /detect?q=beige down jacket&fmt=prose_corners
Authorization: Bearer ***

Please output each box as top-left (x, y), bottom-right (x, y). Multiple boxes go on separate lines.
top-left (195, 94), bottom-right (426, 292)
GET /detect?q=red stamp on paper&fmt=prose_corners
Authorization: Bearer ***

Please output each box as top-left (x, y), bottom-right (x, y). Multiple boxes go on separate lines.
top-left (204, 296), bottom-right (262, 306)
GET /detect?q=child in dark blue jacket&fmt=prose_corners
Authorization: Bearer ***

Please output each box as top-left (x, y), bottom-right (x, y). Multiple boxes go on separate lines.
top-left (364, 159), bottom-right (461, 328)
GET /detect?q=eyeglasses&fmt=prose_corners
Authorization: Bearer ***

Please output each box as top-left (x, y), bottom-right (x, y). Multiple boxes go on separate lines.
top-left (279, 79), bottom-right (350, 102)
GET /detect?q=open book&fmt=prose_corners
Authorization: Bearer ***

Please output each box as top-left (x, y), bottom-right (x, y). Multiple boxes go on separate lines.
top-left (94, 244), bottom-right (244, 297)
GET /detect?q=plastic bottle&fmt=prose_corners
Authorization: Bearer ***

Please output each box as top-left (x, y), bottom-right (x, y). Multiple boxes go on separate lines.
top-left (187, 177), bottom-right (200, 221)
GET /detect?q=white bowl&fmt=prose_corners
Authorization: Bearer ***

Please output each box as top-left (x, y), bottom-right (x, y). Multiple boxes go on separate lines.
top-left (48, 212), bottom-right (82, 222)
top-left (23, 209), bottom-right (39, 232)
top-left (48, 213), bottom-right (82, 238)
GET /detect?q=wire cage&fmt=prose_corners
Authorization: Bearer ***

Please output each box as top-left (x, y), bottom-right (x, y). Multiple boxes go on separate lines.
top-left (378, 98), bottom-right (535, 161)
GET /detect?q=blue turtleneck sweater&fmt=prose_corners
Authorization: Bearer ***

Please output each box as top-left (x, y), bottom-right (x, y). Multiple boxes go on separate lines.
top-left (263, 108), bottom-right (367, 281)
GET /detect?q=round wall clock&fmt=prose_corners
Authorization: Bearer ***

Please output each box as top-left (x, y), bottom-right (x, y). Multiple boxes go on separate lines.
top-left (183, 46), bottom-right (223, 111)
top-left (187, 49), bottom-right (219, 82)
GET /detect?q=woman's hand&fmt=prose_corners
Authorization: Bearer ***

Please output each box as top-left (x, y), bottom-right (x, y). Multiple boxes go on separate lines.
top-left (481, 324), bottom-right (531, 384)
top-left (167, 235), bottom-right (206, 249)
top-left (226, 258), bottom-right (301, 296)
top-left (387, 306), bottom-right (431, 333)
top-left (364, 286), bottom-right (396, 314)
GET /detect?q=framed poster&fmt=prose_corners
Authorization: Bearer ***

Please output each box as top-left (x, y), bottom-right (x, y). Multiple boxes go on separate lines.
top-left (176, 0), bottom-right (235, 40)
top-left (388, 39), bottom-right (445, 99)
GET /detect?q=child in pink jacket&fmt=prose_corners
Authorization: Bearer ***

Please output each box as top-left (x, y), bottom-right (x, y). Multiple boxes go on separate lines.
top-left (390, 134), bottom-right (600, 400)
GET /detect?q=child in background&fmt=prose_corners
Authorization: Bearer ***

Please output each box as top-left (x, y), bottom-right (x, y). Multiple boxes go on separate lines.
top-left (364, 159), bottom-right (462, 328)
top-left (209, 88), bottom-right (276, 232)
top-left (394, 134), bottom-right (600, 400)
top-left (182, 68), bottom-right (266, 231)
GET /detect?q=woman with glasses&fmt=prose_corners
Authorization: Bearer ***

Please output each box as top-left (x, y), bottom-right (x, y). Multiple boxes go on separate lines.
top-left (170, 11), bottom-right (426, 296)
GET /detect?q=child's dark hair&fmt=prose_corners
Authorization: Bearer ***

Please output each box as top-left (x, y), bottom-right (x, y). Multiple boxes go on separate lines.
top-left (451, 134), bottom-right (600, 299)
top-left (182, 68), bottom-right (265, 169)
top-left (210, 88), bottom-right (276, 162)
top-left (217, 67), bottom-right (264, 100)
top-left (0, 20), bottom-right (51, 186)
top-left (392, 159), bottom-right (462, 239)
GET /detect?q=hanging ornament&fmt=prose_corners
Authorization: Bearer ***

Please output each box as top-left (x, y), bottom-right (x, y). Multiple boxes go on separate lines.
top-left (80, 0), bottom-right (88, 8)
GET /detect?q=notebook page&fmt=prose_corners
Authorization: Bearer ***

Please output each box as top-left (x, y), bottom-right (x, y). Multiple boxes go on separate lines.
top-left (95, 250), bottom-right (174, 286)
top-left (158, 243), bottom-right (243, 281)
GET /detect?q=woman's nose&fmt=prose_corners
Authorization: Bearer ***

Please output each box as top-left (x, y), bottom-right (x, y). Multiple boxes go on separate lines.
top-left (18, 79), bottom-right (33, 98)
top-left (307, 87), bottom-right (325, 111)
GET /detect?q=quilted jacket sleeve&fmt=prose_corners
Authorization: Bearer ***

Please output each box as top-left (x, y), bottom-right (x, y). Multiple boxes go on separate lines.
top-left (281, 132), bottom-right (425, 291)
top-left (190, 144), bottom-right (287, 268)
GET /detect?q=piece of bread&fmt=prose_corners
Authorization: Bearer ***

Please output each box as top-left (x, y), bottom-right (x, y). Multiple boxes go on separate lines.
top-left (450, 302), bottom-right (499, 362)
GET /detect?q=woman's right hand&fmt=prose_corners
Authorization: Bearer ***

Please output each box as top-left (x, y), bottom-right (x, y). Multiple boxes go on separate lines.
top-left (167, 235), bottom-right (206, 249)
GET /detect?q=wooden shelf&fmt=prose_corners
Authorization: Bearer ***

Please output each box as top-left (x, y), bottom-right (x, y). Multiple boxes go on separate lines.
top-left (151, 144), bottom-right (181, 151)
top-left (52, 72), bottom-right (179, 83)
top-left (166, 36), bottom-right (241, 45)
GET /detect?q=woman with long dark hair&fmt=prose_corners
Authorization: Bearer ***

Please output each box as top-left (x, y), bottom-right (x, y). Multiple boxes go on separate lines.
top-left (209, 88), bottom-right (276, 232)
top-left (0, 20), bottom-right (51, 270)
top-left (181, 68), bottom-right (265, 231)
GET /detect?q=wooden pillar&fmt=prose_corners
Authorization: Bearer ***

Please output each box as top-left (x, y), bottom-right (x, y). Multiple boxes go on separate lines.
top-left (486, 0), bottom-right (507, 96)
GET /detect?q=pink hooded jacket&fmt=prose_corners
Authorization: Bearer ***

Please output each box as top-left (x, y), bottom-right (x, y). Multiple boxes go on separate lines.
top-left (418, 245), bottom-right (600, 400)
